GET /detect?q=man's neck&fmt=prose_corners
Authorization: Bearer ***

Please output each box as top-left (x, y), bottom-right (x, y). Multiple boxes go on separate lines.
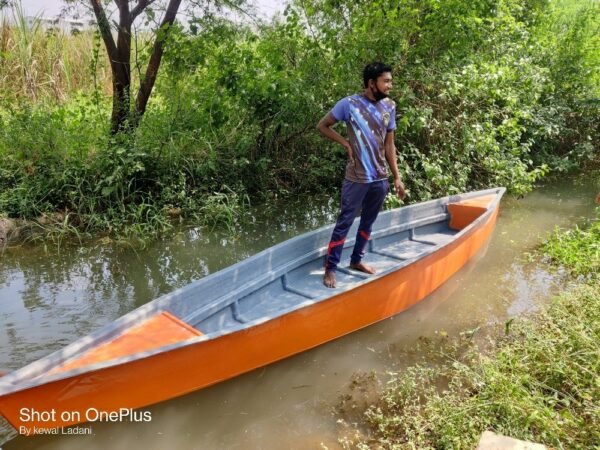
top-left (363, 89), bottom-right (377, 102)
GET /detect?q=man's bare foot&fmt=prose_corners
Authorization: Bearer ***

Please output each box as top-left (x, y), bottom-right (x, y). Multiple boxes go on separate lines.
top-left (349, 262), bottom-right (376, 274)
top-left (323, 270), bottom-right (337, 288)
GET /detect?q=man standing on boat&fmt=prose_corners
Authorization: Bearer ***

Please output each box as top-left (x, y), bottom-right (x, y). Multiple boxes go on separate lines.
top-left (317, 62), bottom-right (406, 288)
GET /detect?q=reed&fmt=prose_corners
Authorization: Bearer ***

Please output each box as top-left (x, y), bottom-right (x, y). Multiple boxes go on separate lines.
top-left (0, 2), bottom-right (111, 103)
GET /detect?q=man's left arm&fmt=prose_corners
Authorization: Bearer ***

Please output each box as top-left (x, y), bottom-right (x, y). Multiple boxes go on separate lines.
top-left (384, 131), bottom-right (406, 200)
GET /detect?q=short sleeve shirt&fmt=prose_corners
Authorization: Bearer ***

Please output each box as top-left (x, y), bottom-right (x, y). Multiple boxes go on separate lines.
top-left (331, 94), bottom-right (396, 183)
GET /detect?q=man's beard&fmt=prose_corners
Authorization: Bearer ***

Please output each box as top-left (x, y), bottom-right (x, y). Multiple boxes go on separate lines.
top-left (373, 86), bottom-right (388, 101)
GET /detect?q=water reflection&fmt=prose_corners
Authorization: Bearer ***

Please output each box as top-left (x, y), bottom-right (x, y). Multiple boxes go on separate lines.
top-left (0, 195), bottom-right (338, 373)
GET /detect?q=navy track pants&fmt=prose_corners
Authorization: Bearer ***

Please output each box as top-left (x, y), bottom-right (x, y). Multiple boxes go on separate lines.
top-left (324, 179), bottom-right (388, 272)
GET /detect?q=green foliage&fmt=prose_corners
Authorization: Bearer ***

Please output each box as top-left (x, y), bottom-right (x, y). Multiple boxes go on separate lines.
top-left (540, 215), bottom-right (600, 280)
top-left (0, 0), bottom-right (598, 241)
top-left (196, 187), bottom-right (250, 231)
top-left (338, 285), bottom-right (600, 449)
top-left (383, 192), bottom-right (404, 210)
top-left (0, 94), bottom-right (110, 217)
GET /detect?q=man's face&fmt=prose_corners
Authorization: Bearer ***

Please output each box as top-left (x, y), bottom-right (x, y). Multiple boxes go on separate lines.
top-left (370, 72), bottom-right (393, 101)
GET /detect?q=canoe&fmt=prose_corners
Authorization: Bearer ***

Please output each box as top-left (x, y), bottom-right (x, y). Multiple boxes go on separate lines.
top-left (0, 187), bottom-right (505, 434)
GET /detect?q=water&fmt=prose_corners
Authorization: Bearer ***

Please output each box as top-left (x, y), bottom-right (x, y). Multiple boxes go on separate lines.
top-left (0, 177), bottom-right (597, 449)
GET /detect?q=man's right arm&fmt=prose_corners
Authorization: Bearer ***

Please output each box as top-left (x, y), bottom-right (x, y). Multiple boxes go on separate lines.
top-left (316, 112), bottom-right (354, 164)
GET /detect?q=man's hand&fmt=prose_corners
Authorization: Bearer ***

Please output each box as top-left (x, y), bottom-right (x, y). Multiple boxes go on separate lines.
top-left (394, 178), bottom-right (406, 200)
top-left (317, 112), bottom-right (354, 163)
top-left (342, 140), bottom-right (354, 164)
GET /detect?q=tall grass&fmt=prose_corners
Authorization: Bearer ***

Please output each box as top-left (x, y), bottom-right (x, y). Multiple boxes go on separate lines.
top-left (540, 209), bottom-right (600, 279)
top-left (348, 285), bottom-right (600, 449)
top-left (0, 2), bottom-right (111, 103)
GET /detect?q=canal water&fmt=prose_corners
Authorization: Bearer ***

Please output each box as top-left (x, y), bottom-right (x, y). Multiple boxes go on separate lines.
top-left (0, 177), bottom-right (597, 449)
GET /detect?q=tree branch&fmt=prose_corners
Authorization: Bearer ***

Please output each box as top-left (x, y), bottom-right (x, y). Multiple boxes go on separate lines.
top-left (187, 0), bottom-right (257, 25)
top-left (135, 0), bottom-right (182, 120)
top-left (89, 0), bottom-right (118, 67)
top-left (131, 0), bottom-right (156, 20)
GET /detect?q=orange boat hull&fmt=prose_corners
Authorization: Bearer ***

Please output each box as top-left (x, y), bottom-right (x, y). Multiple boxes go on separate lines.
top-left (0, 205), bottom-right (499, 433)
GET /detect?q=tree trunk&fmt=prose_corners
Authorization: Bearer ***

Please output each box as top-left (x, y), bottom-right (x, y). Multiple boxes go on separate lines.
top-left (111, 72), bottom-right (130, 134)
top-left (111, 0), bottom-right (132, 133)
top-left (90, 0), bottom-right (183, 133)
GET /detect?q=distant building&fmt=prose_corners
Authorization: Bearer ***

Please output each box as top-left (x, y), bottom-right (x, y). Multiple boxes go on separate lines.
top-left (25, 16), bottom-right (95, 34)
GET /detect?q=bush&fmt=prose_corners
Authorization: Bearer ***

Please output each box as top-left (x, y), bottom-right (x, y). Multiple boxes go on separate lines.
top-left (0, 0), bottom-right (598, 240)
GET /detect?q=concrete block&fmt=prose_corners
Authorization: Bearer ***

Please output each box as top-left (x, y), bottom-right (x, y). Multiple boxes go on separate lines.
top-left (476, 431), bottom-right (547, 450)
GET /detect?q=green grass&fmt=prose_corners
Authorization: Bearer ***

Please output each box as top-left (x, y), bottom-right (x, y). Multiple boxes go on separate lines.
top-left (338, 287), bottom-right (600, 450)
top-left (540, 218), bottom-right (600, 279)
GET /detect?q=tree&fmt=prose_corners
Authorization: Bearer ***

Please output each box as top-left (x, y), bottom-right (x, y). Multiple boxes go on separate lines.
top-left (87, 0), bottom-right (247, 134)
top-left (89, 0), bottom-right (182, 133)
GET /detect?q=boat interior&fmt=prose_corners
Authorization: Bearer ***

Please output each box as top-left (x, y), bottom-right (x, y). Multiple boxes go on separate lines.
top-left (182, 192), bottom-right (497, 334)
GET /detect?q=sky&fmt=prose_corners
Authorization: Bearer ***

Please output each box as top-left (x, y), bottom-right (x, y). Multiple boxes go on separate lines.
top-left (11, 0), bottom-right (286, 20)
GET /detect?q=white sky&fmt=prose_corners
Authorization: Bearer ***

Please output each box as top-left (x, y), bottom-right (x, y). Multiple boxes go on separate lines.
top-left (14, 0), bottom-right (286, 20)
top-left (19, 0), bottom-right (66, 17)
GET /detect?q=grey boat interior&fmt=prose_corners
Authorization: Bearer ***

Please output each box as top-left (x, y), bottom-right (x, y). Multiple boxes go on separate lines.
top-left (182, 189), bottom-right (500, 335)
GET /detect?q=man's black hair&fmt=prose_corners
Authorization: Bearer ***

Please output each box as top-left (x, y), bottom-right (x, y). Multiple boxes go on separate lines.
top-left (363, 62), bottom-right (392, 88)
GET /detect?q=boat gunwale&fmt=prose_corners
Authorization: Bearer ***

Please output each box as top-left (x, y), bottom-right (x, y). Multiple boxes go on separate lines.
top-left (0, 187), bottom-right (505, 395)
